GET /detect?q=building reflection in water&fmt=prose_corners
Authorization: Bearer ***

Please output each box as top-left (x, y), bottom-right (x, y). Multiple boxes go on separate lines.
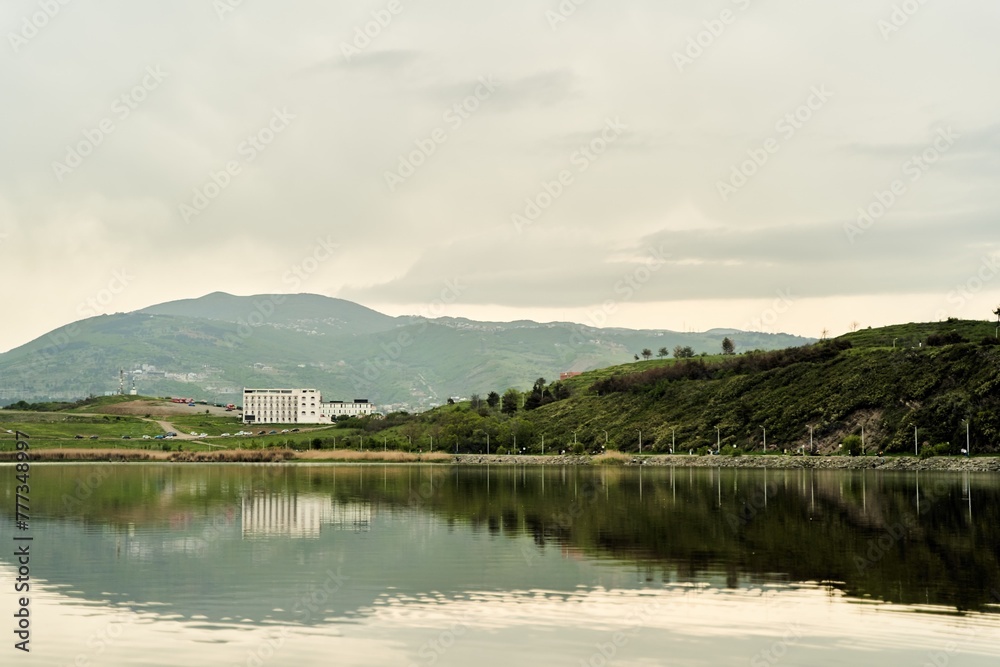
top-left (241, 492), bottom-right (372, 538)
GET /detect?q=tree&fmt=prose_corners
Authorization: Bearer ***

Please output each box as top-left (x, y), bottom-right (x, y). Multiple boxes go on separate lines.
top-left (994, 305), bottom-right (1000, 323)
top-left (469, 393), bottom-right (482, 409)
top-left (633, 354), bottom-right (640, 361)
top-left (486, 391), bottom-right (500, 409)
top-left (501, 389), bottom-right (519, 415)
top-left (721, 337), bottom-right (735, 355)
top-left (641, 348), bottom-right (653, 360)
top-left (673, 345), bottom-right (694, 358)
top-left (657, 347), bottom-right (669, 358)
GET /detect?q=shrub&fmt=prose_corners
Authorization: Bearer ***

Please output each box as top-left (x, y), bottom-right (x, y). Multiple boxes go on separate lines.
top-left (927, 332), bottom-right (967, 346)
top-left (843, 435), bottom-right (862, 456)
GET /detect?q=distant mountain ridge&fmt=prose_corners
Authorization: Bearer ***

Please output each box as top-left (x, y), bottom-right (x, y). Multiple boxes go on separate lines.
top-left (0, 293), bottom-right (815, 409)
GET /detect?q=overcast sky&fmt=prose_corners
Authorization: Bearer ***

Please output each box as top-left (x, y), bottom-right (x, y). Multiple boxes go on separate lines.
top-left (2, 0), bottom-right (999, 352)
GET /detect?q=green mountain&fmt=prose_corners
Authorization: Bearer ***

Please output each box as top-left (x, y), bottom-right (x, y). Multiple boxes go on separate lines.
top-left (365, 319), bottom-right (1000, 455)
top-left (0, 292), bottom-right (812, 409)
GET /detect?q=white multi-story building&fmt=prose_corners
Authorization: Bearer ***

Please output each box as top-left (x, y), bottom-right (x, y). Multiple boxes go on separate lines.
top-left (242, 388), bottom-right (374, 424)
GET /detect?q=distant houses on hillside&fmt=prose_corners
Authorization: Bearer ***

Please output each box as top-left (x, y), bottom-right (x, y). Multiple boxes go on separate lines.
top-left (242, 388), bottom-right (374, 424)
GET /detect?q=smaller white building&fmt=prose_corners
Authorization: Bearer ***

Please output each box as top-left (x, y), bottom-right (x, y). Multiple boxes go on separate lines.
top-left (242, 388), bottom-right (374, 424)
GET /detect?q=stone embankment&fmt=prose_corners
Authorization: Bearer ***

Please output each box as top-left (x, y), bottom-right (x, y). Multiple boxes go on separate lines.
top-left (451, 454), bottom-right (1000, 472)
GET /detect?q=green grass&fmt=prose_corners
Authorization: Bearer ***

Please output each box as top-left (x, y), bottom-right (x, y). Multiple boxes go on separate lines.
top-left (0, 412), bottom-right (163, 439)
top-left (840, 319), bottom-right (999, 349)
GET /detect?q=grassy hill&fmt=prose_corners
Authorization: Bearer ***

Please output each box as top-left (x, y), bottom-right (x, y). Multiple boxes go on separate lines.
top-left (0, 293), bottom-right (812, 409)
top-left (355, 319), bottom-right (1000, 456)
top-left (4, 318), bottom-right (999, 458)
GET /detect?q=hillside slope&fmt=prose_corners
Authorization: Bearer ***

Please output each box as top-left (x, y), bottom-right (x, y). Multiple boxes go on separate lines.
top-left (364, 320), bottom-right (1000, 455)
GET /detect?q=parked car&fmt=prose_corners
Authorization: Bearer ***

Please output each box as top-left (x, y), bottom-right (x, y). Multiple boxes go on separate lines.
top-left (121, 435), bottom-right (131, 440)
top-left (89, 435), bottom-right (98, 440)
top-left (221, 433), bottom-right (231, 437)
top-left (74, 434), bottom-right (83, 439)
top-left (268, 430), bottom-right (277, 434)
top-left (166, 432), bottom-right (177, 437)
top-left (291, 428), bottom-right (300, 432)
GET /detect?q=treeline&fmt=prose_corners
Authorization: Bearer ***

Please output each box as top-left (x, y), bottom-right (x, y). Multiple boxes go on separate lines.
top-left (594, 339), bottom-right (853, 395)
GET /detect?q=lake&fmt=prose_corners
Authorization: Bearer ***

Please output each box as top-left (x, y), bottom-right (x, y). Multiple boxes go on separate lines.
top-left (2, 463), bottom-right (999, 666)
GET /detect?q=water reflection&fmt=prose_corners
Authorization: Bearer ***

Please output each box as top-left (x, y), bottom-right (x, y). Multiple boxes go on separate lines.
top-left (2, 464), bottom-right (999, 666)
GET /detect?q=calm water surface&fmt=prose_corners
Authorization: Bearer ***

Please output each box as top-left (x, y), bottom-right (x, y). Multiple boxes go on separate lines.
top-left (2, 464), bottom-right (999, 666)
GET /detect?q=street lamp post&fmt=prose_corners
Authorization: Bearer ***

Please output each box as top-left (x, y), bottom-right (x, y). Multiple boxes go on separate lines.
top-left (809, 425), bottom-right (814, 455)
top-left (603, 430), bottom-right (608, 448)
top-left (638, 430), bottom-right (642, 454)
top-left (671, 427), bottom-right (676, 454)
top-left (761, 426), bottom-right (766, 455)
top-left (914, 426), bottom-right (918, 456)
top-left (716, 426), bottom-right (720, 454)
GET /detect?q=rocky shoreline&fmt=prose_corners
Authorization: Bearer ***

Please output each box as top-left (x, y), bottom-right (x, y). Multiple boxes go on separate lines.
top-left (451, 453), bottom-right (1000, 472)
